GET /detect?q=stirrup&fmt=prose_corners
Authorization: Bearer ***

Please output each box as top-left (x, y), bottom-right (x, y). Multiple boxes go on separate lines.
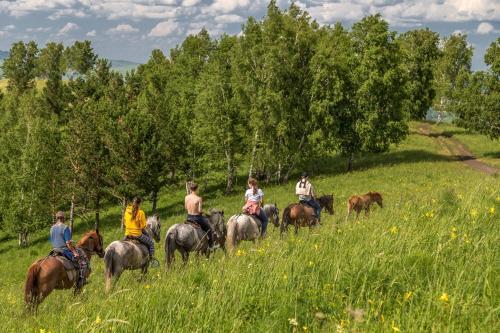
top-left (149, 257), bottom-right (160, 268)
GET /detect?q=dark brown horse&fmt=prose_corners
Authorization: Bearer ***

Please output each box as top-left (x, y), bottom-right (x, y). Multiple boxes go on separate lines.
top-left (280, 194), bottom-right (335, 237)
top-left (24, 230), bottom-right (104, 311)
top-left (345, 192), bottom-right (383, 222)
top-left (318, 194), bottom-right (334, 215)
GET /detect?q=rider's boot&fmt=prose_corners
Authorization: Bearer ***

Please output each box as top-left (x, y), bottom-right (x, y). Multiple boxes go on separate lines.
top-left (149, 255), bottom-right (160, 268)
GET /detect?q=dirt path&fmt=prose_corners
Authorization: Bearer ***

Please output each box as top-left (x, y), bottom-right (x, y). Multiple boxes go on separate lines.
top-left (418, 123), bottom-right (499, 175)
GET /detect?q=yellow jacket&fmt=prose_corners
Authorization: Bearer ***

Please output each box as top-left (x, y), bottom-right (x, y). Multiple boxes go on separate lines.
top-left (124, 205), bottom-right (146, 237)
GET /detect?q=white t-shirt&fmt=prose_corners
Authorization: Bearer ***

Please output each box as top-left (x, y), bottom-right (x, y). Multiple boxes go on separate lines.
top-left (245, 188), bottom-right (264, 203)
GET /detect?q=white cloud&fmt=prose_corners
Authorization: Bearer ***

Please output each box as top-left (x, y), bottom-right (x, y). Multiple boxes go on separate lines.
top-left (148, 20), bottom-right (180, 37)
top-left (206, 0), bottom-right (252, 14)
top-left (107, 24), bottom-right (139, 35)
top-left (4, 24), bottom-right (16, 31)
top-left (26, 27), bottom-right (52, 33)
top-left (182, 0), bottom-right (202, 6)
top-left (48, 8), bottom-right (88, 20)
top-left (58, 22), bottom-right (79, 35)
top-left (215, 14), bottom-right (246, 24)
top-left (86, 29), bottom-right (96, 37)
top-left (477, 22), bottom-right (494, 34)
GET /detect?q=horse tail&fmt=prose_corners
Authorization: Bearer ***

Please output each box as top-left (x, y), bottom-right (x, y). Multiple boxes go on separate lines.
top-left (24, 262), bottom-right (41, 306)
top-left (226, 218), bottom-right (238, 253)
top-left (165, 228), bottom-right (177, 268)
top-left (281, 205), bottom-right (292, 238)
top-left (104, 247), bottom-right (115, 293)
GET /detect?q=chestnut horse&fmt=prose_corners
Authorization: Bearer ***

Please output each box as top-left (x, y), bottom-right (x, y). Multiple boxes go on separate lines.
top-left (345, 192), bottom-right (383, 222)
top-left (280, 195), bottom-right (334, 237)
top-left (24, 230), bottom-right (104, 311)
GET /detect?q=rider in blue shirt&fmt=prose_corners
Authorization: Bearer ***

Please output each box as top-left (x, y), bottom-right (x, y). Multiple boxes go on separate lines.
top-left (50, 211), bottom-right (86, 287)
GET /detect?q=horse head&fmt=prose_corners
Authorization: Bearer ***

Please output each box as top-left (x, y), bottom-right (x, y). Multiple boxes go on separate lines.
top-left (270, 203), bottom-right (280, 227)
top-left (373, 193), bottom-right (383, 208)
top-left (207, 209), bottom-right (226, 244)
top-left (320, 194), bottom-right (334, 215)
top-left (147, 215), bottom-right (162, 243)
top-left (79, 230), bottom-right (105, 258)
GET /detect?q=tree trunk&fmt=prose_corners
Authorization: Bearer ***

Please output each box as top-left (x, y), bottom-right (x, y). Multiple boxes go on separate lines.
top-left (69, 192), bottom-right (75, 233)
top-left (94, 193), bottom-right (100, 231)
top-left (347, 154), bottom-right (354, 172)
top-left (248, 130), bottom-right (259, 179)
top-left (283, 132), bottom-right (306, 183)
top-left (225, 149), bottom-right (234, 194)
top-left (151, 191), bottom-right (158, 215)
top-left (120, 197), bottom-right (127, 230)
top-left (18, 231), bottom-right (28, 248)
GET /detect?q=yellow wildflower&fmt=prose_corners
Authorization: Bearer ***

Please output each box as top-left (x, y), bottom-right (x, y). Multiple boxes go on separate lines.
top-left (462, 234), bottom-right (470, 244)
top-left (450, 227), bottom-right (457, 239)
top-left (390, 226), bottom-right (398, 234)
top-left (314, 244), bottom-right (319, 250)
top-left (496, 196), bottom-right (500, 202)
top-left (457, 194), bottom-right (463, 200)
top-left (489, 207), bottom-right (495, 215)
top-left (380, 314), bottom-right (385, 323)
top-left (283, 274), bottom-right (288, 280)
top-left (404, 291), bottom-right (413, 301)
top-left (439, 293), bottom-right (449, 302)
top-left (302, 326), bottom-right (308, 331)
top-left (470, 209), bottom-right (478, 218)
top-left (144, 284), bottom-right (150, 289)
top-left (391, 321), bottom-right (400, 332)
top-left (39, 329), bottom-right (46, 333)
top-left (308, 261), bottom-right (314, 267)
top-left (95, 315), bottom-right (102, 324)
top-left (288, 318), bottom-right (298, 326)
top-left (236, 249), bottom-right (246, 257)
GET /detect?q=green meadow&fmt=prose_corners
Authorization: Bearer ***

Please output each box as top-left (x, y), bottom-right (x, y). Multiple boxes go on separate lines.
top-left (0, 122), bottom-right (498, 332)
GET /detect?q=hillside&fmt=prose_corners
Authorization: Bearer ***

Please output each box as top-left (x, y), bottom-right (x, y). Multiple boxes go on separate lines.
top-left (0, 122), bottom-right (497, 332)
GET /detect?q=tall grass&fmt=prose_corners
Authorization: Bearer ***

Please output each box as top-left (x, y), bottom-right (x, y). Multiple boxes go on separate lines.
top-left (0, 126), bottom-right (498, 332)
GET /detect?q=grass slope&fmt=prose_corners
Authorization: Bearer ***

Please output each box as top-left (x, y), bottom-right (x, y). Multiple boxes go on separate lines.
top-left (0, 123), bottom-right (498, 332)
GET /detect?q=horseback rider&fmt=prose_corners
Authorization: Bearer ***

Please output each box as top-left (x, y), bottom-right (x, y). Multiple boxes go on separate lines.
top-left (243, 178), bottom-right (269, 238)
top-left (49, 211), bottom-right (86, 288)
top-left (185, 182), bottom-right (216, 251)
top-left (296, 172), bottom-right (321, 221)
top-left (124, 197), bottom-right (158, 265)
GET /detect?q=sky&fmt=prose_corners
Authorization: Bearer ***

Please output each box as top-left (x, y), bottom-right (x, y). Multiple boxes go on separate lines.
top-left (0, 0), bottom-right (498, 70)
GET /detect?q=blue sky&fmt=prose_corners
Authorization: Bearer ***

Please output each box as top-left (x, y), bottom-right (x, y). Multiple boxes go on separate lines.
top-left (0, 1), bottom-right (498, 70)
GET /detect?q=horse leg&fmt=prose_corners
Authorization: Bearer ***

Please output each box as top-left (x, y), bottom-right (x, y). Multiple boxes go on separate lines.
top-left (181, 250), bottom-right (189, 265)
top-left (294, 222), bottom-right (299, 235)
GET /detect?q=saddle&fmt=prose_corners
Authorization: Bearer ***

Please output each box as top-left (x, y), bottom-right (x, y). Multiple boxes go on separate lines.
top-left (123, 236), bottom-right (149, 255)
top-left (48, 249), bottom-right (90, 283)
top-left (241, 213), bottom-right (262, 230)
top-left (185, 220), bottom-right (201, 229)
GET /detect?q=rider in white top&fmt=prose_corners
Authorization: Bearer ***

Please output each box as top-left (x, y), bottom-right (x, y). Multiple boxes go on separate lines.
top-left (296, 172), bottom-right (321, 220)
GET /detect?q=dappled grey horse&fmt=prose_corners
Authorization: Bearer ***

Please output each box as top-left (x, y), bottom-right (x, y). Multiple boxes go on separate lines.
top-left (104, 215), bottom-right (161, 292)
top-left (226, 204), bottom-right (279, 252)
top-left (263, 203), bottom-right (280, 228)
top-left (165, 209), bottom-right (226, 268)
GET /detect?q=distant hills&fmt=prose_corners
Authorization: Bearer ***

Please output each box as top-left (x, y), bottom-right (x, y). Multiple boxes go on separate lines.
top-left (0, 50), bottom-right (140, 78)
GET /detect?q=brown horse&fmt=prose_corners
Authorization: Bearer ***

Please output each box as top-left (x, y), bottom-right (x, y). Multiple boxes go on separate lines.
top-left (345, 192), bottom-right (383, 222)
top-left (280, 194), bottom-right (335, 237)
top-left (24, 230), bottom-right (104, 311)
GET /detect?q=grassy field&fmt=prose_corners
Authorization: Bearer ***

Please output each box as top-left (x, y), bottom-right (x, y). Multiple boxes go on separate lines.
top-left (0, 123), bottom-right (498, 332)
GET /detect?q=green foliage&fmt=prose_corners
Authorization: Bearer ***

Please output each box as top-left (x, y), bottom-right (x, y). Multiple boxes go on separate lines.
top-left (433, 33), bottom-right (473, 113)
top-left (1, 41), bottom-right (38, 95)
top-left (398, 29), bottom-right (440, 120)
top-left (451, 39), bottom-right (499, 139)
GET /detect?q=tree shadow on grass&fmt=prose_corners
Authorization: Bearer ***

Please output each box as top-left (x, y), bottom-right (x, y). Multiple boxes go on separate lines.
top-left (310, 149), bottom-right (455, 176)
